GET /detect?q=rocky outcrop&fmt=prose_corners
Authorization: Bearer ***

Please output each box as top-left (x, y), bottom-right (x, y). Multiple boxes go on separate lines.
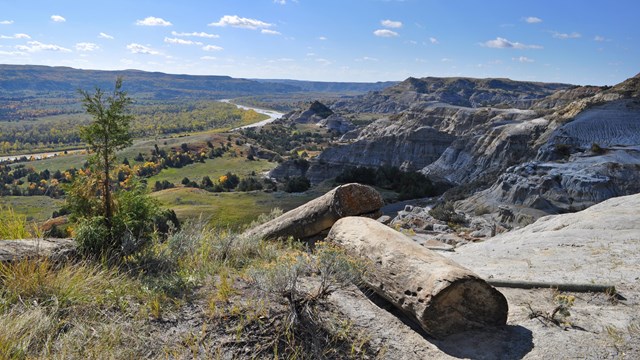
top-left (307, 118), bottom-right (455, 183)
top-left (537, 99), bottom-right (640, 160)
top-left (242, 183), bottom-right (383, 241)
top-left (278, 100), bottom-right (333, 124)
top-left (308, 103), bottom-right (545, 185)
top-left (267, 158), bottom-right (309, 180)
top-left (448, 192), bottom-right (640, 285)
top-left (0, 238), bottom-right (75, 263)
top-left (317, 114), bottom-right (355, 134)
top-left (333, 76), bottom-right (570, 114)
top-left (328, 217), bottom-right (508, 338)
top-left (458, 148), bottom-right (640, 222)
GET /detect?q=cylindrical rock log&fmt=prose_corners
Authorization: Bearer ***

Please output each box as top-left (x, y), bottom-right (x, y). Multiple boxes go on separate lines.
top-left (327, 216), bottom-right (508, 338)
top-left (242, 183), bottom-right (384, 241)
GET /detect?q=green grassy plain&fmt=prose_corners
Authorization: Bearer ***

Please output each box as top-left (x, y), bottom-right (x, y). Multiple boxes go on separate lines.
top-left (0, 196), bottom-right (63, 221)
top-left (151, 187), bottom-right (320, 228)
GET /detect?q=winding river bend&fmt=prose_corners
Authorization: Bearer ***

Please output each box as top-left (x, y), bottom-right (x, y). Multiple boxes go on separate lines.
top-left (0, 101), bottom-right (283, 164)
top-left (219, 99), bottom-right (284, 130)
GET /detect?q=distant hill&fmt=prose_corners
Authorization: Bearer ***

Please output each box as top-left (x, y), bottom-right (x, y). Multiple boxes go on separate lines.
top-left (0, 65), bottom-right (299, 99)
top-left (0, 65), bottom-right (396, 100)
top-left (252, 79), bottom-right (398, 93)
top-left (333, 76), bottom-right (572, 113)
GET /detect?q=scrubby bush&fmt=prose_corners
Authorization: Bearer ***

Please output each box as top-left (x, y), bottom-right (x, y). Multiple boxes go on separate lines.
top-left (284, 176), bottom-right (310, 193)
top-left (336, 165), bottom-right (440, 200)
top-left (429, 201), bottom-right (466, 224)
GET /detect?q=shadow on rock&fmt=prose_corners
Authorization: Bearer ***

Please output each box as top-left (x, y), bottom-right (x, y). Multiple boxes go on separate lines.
top-left (360, 287), bottom-right (533, 359)
top-left (432, 325), bottom-right (533, 360)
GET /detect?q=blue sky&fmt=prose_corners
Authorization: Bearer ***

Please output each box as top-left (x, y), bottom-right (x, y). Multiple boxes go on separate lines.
top-left (0, 0), bottom-right (638, 85)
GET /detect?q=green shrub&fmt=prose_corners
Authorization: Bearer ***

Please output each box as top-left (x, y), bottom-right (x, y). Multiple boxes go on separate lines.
top-left (284, 176), bottom-right (311, 193)
top-left (429, 201), bottom-right (466, 224)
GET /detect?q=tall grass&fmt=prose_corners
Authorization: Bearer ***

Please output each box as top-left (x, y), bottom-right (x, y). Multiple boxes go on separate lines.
top-left (0, 205), bottom-right (36, 240)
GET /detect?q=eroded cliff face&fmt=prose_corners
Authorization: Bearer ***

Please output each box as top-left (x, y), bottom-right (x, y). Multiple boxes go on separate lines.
top-left (459, 148), bottom-right (640, 217)
top-left (306, 114), bottom-right (456, 184)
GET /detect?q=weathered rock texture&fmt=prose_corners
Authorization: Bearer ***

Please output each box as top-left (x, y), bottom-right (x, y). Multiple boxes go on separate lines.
top-left (0, 238), bottom-right (75, 263)
top-left (242, 183), bottom-right (383, 241)
top-left (327, 216), bottom-right (508, 338)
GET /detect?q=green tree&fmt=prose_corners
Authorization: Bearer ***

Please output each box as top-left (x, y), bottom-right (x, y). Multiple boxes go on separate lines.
top-left (78, 77), bottom-right (133, 243)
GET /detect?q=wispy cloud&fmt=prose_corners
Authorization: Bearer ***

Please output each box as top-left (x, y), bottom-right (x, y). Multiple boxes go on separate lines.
top-left (171, 31), bottom-right (219, 38)
top-left (552, 31), bottom-right (581, 39)
top-left (208, 15), bottom-right (272, 30)
top-left (75, 42), bottom-right (99, 51)
top-left (98, 32), bottom-right (114, 39)
top-left (0, 50), bottom-right (26, 56)
top-left (318, 36), bottom-right (327, 41)
top-left (594, 35), bottom-right (610, 42)
top-left (126, 43), bottom-right (160, 55)
top-left (164, 37), bottom-right (203, 45)
top-left (16, 41), bottom-right (71, 52)
top-left (513, 56), bottom-right (534, 63)
top-left (202, 45), bottom-right (223, 51)
top-left (429, 37), bottom-right (439, 44)
top-left (482, 37), bottom-right (542, 49)
top-left (0, 33), bottom-right (30, 39)
top-left (51, 15), bottom-right (66, 23)
top-left (200, 55), bottom-right (217, 60)
top-left (261, 29), bottom-right (281, 35)
top-left (381, 19), bottom-right (402, 28)
top-left (355, 56), bottom-right (378, 62)
top-left (0, 20), bottom-right (14, 25)
top-left (524, 16), bottom-right (542, 24)
top-left (373, 29), bottom-right (398, 37)
top-left (136, 16), bottom-right (172, 27)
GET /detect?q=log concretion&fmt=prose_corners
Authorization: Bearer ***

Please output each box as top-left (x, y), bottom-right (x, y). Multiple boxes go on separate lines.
top-left (327, 216), bottom-right (508, 338)
top-left (243, 183), bottom-right (384, 241)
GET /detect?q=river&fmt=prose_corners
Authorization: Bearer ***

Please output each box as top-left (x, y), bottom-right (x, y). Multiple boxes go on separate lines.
top-left (219, 99), bottom-right (284, 130)
top-left (0, 149), bottom-right (85, 164)
top-left (0, 101), bottom-right (283, 164)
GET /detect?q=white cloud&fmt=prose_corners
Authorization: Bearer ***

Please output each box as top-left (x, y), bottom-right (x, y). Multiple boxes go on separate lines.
top-left (0, 50), bottom-right (26, 56)
top-left (429, 37), bottom-right (439, 44)
top-left (524, 16), bottom-right (542, 24)
top-left (441, 58), bottom-right (453, 62)
top-left (482, 37), bottom-right (542, 49)
top-left (274, 0), bottom-right (286, 4)
top-left (208, 15), bottom-right (272, 30)
top-left (171, 31), bottom-right (219, 38)
top-left (0, 33), bottom-right (30, 39)
top-left (75, 42), bottom-right (99, 51)
top-left (51, 15), bottom-right (66, 23)
top-left (16, 41), bottom-right (71, 52)
top-left (513, 56), bottom-right (534, 63)
top-left (552, 31), bottom-right (581, 39)
top-left (98, 32), bottom-right (114, 39)
top-left (373, 29), bottom-right (398, 37)
top-left (261, 29), bottom-right (281, 35)
top-left (136, 16), bottom-right (172, 27)
top-left (0, 20), bottom-right (14, 25)
top-left (164, 37), bottom-right (203, 45)
top-left (202, 44), bottom-right (223, 51)
top-left (316, 58), bottom-right (332, 65)
top-left (381, 19), bottom-right (403, 28)
top-left (318, 36), bottom-right (327, 41)
top-left (200, 55), bottom-right (217, 60)
top-left (594, 35), bottom-right (610, 42)
top-left (355, 56), bottom-right (378, 62)
top-left (126, 43), bottom-right (160, 55)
